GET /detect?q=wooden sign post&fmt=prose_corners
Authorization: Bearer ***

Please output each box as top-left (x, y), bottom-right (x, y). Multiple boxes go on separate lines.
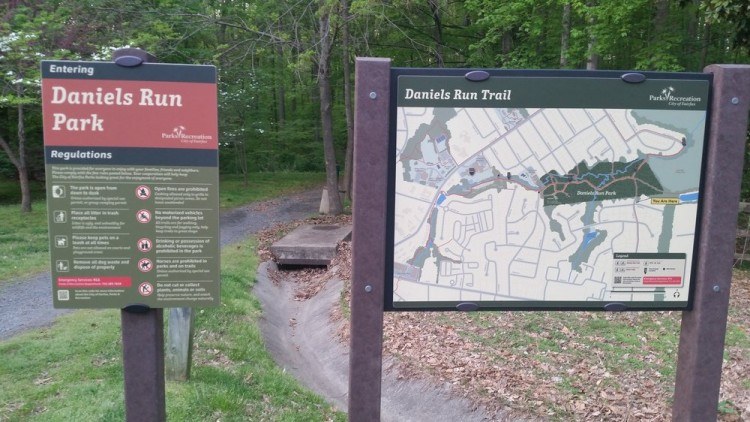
top-left (42, 47), bottom-right (220, 421)
top-left (349, 57), bottom-right (391, 421)
top-left (166, 307), bottom-right (195, 381)
top-left (121, 306), bottom-right (166, 421)
top-left (672, 64), bottom-right (750, 421)
top-left (349, 60), bottom-right (750, 421)
top-left (114, 48), bottom-right (166, 422)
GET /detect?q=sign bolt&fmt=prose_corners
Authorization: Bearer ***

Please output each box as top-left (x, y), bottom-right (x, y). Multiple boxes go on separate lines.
top-left (731, 97), bottom-right (740, 105)
top-left (369, 91), bottom-right (377, 99)
top-left (364, 285), bottom-right (373, 293)
top-left (713, 285), bottom-right (721, 292)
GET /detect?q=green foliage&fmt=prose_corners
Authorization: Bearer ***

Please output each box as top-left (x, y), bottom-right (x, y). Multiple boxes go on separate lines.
top-left (466, 0), bottom-right (562, 68)
top-left (702, 0), bottom-right (750, 49)
top-left (0, 2), bottom-right (111, 189)
top-left (1, 0), bottom-right (749, 185)
top-left (0, 179), bottom-right (45, 204)
top-left (218, 172), bottom-right (325, 208)
top-left (0, 200), bottom-right (50, 280)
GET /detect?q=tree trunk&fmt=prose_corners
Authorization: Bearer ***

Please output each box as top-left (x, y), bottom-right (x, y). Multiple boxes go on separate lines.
top-left (560, 1), bottom-right (571, 68)
top-left (235, 137), bottom-right (249, 187)
top-left (276, 78), bottom-right (286, 131)
top-left (649, 0), bottom-right (670, 66)
top-left (0, 100), bottom-right (31, 213)
top-left (18, 165), bottom-right (31, 213)
top-left (429, 0), bottom-right (445, 67)
top-left (654, 0), bottom-right (669, 31)
top-left (275, 21), bottom-right (286, 131)
top-left (586, 1), bottom-right (599, 70)
top-left (700, 21), bottom-right (711, 69)
top-left (501, 32), bottom-right (513, 55)
top-left (341, 0), bottom-right (355, 203)
top-left (17, 103), bottom-right (31, 212)
top-left (318, 5), bottom-right (343, 215)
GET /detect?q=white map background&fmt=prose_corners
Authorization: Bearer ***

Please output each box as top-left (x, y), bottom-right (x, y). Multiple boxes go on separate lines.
top-left (392, 106), bottom-right (706, 306)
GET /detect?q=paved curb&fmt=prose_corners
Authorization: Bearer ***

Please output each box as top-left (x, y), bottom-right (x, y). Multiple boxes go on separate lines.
top-left (270, 224), bottom-right (352, 266)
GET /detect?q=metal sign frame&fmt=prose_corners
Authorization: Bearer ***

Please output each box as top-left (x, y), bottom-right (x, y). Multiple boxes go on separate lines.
top-left (384, 68), bottom-right (712, 312)
top-left (42, 58), bottom-right (220, 310)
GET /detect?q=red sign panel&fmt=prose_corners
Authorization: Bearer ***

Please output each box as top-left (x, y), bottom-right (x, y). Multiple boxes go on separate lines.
top-left (643, 276), bottom-right (683, 285)
top-left (43, 60), bottom-right (221, 309)
top-left (57, 276), bottom-right (132, 288)
top-left (41, 79), bottom-right (217, 149)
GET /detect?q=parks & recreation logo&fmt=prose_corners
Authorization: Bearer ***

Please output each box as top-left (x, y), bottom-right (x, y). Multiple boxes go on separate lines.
top-left (161, 125), bottom-right (213, 144)
top-left (649, 86), bottom-right (702, 107)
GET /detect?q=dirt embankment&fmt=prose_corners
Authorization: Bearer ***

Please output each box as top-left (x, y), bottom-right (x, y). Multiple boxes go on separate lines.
top-left (254, 260), bottom-right (511, 422)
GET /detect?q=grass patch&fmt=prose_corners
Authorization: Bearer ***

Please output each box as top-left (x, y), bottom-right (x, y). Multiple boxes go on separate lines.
top-left (219, 172), bottom-right (325, 208)
top-left (0, 238), bottom-right (345, 421)
top-left (0, 200), bottom-right (50, 281)
top-left (0, 180), bottom-right (46, 205)
top-left (0, 309), bottom-right (127, 420)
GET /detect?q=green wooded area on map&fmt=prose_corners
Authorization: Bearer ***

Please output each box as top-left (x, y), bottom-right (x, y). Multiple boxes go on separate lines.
top-left (541, 159), bottom-right (664, 206)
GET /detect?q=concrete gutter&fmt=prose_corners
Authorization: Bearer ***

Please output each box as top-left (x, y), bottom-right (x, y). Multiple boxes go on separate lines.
top-left (254, 261), bottom-right (509, 421)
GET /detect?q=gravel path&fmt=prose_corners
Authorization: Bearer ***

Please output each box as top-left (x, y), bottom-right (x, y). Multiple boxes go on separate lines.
top-left (0, 187), bottom-right (506, 420)
top-left (0, 188), bottom-right (322, 340)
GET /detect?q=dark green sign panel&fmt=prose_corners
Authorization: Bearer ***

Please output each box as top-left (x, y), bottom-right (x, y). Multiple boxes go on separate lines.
top-left (42, 60), bottom-right (220, 308)
top-left (386, 68), bottom-right (711, 311)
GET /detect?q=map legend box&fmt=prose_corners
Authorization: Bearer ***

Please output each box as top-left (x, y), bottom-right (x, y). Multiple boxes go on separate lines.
top-left (612, 252), bottom-right (687, 288)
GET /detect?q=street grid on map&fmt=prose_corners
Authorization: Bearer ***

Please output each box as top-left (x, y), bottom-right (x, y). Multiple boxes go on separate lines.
top-left (392, 106), bottom-right (704, 306)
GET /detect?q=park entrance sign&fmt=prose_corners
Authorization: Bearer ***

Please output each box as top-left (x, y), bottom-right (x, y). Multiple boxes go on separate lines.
top-left (387, 69), bottom-right (711, 311)
top-left (41, 60), bottom-right (220, 309)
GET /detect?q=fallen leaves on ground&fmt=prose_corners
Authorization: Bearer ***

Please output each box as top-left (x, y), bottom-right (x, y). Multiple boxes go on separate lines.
top-left (257, 214), bottom-right (352, 301)
top-left (258, 220), bottom-right (750, 421)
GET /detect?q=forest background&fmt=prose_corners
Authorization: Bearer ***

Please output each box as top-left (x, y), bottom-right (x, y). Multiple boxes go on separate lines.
top-left (1, 0), bottom-right (749, 213)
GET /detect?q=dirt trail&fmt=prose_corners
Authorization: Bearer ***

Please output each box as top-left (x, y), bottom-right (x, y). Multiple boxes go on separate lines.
top-left (0, 188), bottom-right (322, 340)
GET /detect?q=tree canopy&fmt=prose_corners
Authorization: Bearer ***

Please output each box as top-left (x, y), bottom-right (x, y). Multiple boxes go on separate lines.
top-left (1, 0), bottom-right (748, 210)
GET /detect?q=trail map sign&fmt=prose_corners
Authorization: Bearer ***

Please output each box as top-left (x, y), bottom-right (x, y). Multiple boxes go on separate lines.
top-left (42, 60), bottom-right (220, 309)
top-left (387, 69), bottom-right (711, 310)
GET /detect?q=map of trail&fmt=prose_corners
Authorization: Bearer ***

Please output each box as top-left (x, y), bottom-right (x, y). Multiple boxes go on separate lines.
top-left (392, 106), bottom-right (706, 307)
